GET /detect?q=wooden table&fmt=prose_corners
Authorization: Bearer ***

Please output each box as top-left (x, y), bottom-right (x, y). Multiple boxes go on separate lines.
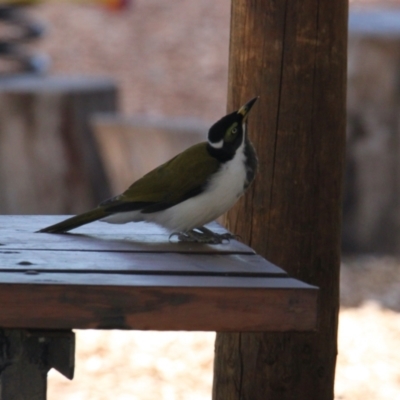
top-left (0, 216), bottom-right (318, 400)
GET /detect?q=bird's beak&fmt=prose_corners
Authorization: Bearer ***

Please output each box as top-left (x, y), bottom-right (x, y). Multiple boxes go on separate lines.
top-left (237, 96), bottom-right (259, 121)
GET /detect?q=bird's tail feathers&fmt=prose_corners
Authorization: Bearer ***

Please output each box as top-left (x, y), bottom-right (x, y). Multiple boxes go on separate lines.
top-left (37, 208), bottom-right (108, 233)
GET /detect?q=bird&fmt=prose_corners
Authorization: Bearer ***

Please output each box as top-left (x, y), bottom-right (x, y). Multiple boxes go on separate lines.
top-left (38, 97), bottom-right (259, 244)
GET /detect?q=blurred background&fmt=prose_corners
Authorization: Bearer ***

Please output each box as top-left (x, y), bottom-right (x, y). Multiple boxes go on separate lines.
top-left (1, 0), bottom-right (400, 399)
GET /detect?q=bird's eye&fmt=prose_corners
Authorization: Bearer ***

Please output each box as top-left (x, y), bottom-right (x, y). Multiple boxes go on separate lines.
top-left (224, 124), bottom-right (239, 142)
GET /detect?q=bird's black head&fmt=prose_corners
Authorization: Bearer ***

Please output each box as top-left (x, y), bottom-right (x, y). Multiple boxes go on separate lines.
top-left (207, 97), bottom-right (258, 162)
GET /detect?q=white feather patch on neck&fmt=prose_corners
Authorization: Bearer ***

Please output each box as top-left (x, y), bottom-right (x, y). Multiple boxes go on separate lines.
top-left (208, 139), bottom-right (223, 149)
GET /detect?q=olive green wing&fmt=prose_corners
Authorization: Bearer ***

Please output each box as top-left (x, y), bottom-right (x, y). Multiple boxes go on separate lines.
top-left (100, 142), bottom-right (220, 214)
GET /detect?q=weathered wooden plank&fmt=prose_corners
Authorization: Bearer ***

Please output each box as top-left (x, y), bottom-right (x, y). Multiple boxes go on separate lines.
top-left (0, 217), bottom-right (253, 254)
top-left (0, 215), bottom-right (319, 332)
top-left (0, 233), bottom-right (252, 254)
top-left (0, 251), bottom-right (286, 277)
top-left (0, 273), bottom-right (310, 288)
top-left (0, 280), bottom-right (318, 331)
top-left (0, 215), bottom-right (225, 234)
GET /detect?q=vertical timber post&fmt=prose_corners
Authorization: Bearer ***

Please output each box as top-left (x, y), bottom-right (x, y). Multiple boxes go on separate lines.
top-left (213, 0), bottom-right (347, 399)
top-left (0, 330), bottom-right (75, 400)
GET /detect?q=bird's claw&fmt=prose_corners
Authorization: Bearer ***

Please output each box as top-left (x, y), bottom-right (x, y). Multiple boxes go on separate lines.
top-left (169, 232), bottom-right (192, 242)
top-left (169, 228), bottom-right (239, 244)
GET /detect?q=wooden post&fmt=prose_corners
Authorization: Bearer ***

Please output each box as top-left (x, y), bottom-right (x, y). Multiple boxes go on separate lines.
top-left (343, 9), bottom-right (400, 253)
top-left (213, 0), bottom-right (347, 399)
top-left (0, 329), bottom-right (75, 400)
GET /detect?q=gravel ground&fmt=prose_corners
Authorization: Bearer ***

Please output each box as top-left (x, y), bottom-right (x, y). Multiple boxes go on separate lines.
top-left (10, 1), bottom-right (400, 399)
top-left (337, 257), bottom-right (400, 400)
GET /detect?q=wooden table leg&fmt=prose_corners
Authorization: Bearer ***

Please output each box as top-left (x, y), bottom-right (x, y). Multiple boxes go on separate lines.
top-left (0, 329), bottom-right (75, 400)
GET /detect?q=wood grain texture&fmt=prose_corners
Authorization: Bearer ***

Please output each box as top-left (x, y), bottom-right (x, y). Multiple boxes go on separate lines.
top-left (0, 251), bottom-right (286, 276)
top-left (213, 0), bottom-right (347, 398)
top-left (0, 216), bottom-right (253, 254)
top-left (0, 216), bottom-right (318, 332)
top-left (0, 280), bottom-right (317, 331)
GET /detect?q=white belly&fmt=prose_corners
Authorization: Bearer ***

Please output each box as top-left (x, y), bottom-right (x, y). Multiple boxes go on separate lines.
top-left (102, 148), bottom-right (247, 232)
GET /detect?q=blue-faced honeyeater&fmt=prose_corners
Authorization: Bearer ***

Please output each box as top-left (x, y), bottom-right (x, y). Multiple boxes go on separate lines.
top-left (38, 97), bottom-right (259, 243)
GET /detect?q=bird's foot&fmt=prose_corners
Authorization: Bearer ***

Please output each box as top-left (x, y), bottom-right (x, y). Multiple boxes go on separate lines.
top-left (169, 231), bottom-right (200, 243)
top-left (169, 226), bottom-right (238, 244)
top-left (197, 226), bottom-right (239, 243)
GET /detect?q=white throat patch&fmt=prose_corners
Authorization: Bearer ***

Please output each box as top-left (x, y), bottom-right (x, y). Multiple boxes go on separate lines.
top-left (208, 139), bottom-right (223, 149)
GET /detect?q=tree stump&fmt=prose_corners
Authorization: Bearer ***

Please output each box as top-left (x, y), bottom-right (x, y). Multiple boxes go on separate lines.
top-left (0, 75), bottom-right (117, 214)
